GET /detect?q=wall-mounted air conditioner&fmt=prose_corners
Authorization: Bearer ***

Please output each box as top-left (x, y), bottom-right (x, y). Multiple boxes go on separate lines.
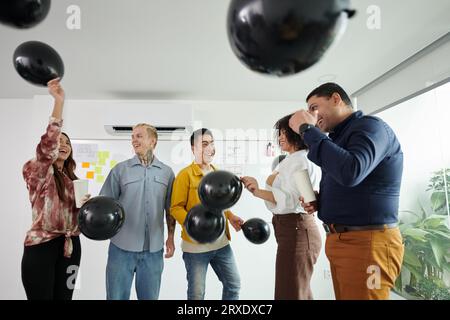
top-left (102, 102), bottom-right (193, 140)
top-left (104, 125), bottom-right (190, 137)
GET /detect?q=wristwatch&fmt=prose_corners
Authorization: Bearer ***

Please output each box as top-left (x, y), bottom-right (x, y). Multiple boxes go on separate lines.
top-left (299, 123), bottom-right (314, 137)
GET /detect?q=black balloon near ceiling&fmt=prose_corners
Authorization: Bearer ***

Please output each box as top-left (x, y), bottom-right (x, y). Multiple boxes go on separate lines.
top-left (227, 0), bottom-right (356, 76)
top-left (0, 0), bottom-right (51, 29)
top-left (13, 40), bottom-right (65, 86)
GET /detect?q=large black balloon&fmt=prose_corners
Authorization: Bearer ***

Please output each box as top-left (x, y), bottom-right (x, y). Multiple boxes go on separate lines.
top-left (227, 0), bottom-right (356, 76)
top-left (198, 170), bottom-right (243, 210)
top-left (13, 41), bottom-right (64, 86)
top-left (0, 0), bottom-right (51, 29)
top-left (78, 196), bottom-right (125, 241)
top-left (184, 204), bottom-right (225, 244)
top-left (242, 218), bottom-right (271, 244)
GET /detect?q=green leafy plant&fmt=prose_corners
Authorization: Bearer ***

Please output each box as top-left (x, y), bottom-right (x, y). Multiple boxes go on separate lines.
top-left (427, 168), bottom-right (450, 214)
top-left (394, 168), bottom-right (450, 300)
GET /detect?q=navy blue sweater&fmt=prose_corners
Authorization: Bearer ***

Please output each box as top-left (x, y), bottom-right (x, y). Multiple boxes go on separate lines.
top-left (303, 111), bottom-right (403, 225)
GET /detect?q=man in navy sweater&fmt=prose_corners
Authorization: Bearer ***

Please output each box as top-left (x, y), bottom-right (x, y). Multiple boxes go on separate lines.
top-left (289, 82), bottom-right (404, 300)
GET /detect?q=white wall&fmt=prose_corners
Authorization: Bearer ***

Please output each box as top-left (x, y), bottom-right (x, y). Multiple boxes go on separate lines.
top-left (0, 99), bottom-right (39, 300)
top-left (376, 82), bottom-right (450, 220)
top-left (0, 97), bottom-right (334, 300)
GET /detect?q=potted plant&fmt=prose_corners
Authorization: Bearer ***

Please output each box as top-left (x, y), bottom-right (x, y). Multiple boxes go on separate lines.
top-left (394, 168), bottom-right (450, 300)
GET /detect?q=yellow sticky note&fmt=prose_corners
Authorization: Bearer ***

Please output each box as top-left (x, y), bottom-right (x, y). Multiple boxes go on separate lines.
top-left (95, 167), bottom-right (102, 174)
top-left (98, 158), bottom-right (106, 166)
top-left (110, 160), bottom-right (118, 169)
top-left (96, 175), bottom-right (105, 183)
top-left (86, 171), bottom-right (94, 179)
top-left (97, 151), bottom-right (110, 159)
top-left (81, 162), bottom-right (90, 168)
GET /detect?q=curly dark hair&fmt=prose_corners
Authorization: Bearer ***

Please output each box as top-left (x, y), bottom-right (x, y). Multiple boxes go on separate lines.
top-left (52, 132), bottom-right (78, 202)
top-left (274, 114), bottom-right (307, 151)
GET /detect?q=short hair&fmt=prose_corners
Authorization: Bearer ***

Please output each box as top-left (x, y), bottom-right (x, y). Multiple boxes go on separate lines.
top-left (190, 128), bottom-right (213, 146)
top-left (306, 82), bottom-right (353, 107)
top-left (133, 123), bottom-right (158, 141)
top-left (274, 114), bottom-right (307, 151)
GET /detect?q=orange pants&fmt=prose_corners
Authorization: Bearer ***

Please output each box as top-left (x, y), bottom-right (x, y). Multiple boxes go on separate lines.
top-left (325, 227), bottom-right (404, 300)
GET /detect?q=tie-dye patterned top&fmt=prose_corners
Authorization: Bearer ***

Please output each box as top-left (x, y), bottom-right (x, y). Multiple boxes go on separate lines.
top-left (22, 117), bottom-right (80, 258)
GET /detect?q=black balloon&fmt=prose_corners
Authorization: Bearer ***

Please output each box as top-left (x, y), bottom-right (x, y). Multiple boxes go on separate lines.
top-left (78, 196), bottom-right (125, 241)
top-left (13, 41), bottom-right (64, 86)
top-left (242, 218), bottom-right (271, 244)
top-left (227, 0), bottom-right (356, 76)
top-left (184, 204), bottom-right (225, 244)
top-left (0, 0), bottom-right (51, 29)
top-left (198, 170), bottom-right (243, 210)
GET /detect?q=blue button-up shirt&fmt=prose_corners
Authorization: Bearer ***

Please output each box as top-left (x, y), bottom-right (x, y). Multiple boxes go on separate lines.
top-left (304, 111), bottom-right (403, 225)
top-left (100, 155), bottom-right (175, 252)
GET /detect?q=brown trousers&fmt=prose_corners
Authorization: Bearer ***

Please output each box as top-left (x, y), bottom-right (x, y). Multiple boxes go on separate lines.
top-left (325, 227), bottom-right (404, 300)
top-left (272, 213), bottom-right (322, 300)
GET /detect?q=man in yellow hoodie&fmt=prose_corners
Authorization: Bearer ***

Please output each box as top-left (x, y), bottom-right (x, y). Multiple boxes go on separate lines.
top-left (171, 128), bottom-right (244, 300)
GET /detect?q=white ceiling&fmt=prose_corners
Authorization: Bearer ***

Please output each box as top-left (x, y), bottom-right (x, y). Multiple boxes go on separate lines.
top-left (0, 0), bottom-right (449, 101)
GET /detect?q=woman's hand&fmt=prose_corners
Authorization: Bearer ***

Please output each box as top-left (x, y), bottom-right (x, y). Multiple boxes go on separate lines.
top-left (300, 191), bottom-right (319, 214)
top-left (241, 176), bottom-right (259, 195)
top-left (48, 78), bottom-right (65, 119)
top-left (79, 194), bottom-right (91, 207)
top-left (48, 78), bottom-right (65, 103)
top-left (241, 177), bottom-right (276, 204)
top-left (266, 171), bottom-right (278, 187)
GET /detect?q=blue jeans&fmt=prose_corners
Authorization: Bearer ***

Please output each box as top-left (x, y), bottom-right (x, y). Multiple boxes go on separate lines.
top-left (106, 242), bottom-right (163, 300)
top-left (182, 244), bottom-right (240, 300)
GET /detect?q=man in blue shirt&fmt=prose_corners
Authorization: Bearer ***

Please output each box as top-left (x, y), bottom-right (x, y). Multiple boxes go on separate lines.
top-left (289, 83), bottom-right (404, 300)
top-left (100, 123), bottom-right (175, 300)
